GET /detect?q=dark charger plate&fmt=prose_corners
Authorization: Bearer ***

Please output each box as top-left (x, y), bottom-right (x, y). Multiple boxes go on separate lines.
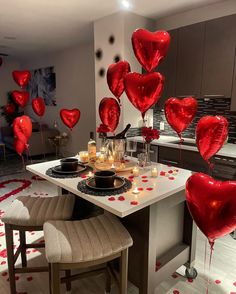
top-left (52, 164), bottom-right (86, 175)
top-left (86, 176), bottom-right (125, 191)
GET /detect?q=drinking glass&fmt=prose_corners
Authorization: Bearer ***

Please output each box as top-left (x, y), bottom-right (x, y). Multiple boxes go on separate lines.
top-left (126, 141), bottom-right (137, 157)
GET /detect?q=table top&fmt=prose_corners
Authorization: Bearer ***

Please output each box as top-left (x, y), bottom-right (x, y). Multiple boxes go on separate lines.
top-left (26, 159), bottom-right (192, 218)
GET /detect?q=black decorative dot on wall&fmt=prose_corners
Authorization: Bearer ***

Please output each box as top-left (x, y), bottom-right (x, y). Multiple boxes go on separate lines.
top-left (114, 54), bottom-right (121, 63)
top-left (95, 49), bottom-right (103, 60)
top-left (99, 68), bottom-right (105, 77)
top-left (109, 35), bottom-right (115, 44)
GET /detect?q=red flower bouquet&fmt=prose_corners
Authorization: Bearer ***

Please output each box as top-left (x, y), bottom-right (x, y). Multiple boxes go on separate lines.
top-left (97, 124), bottom-right (110, 133)
top-left (142, 127), bottom-right (160, 143)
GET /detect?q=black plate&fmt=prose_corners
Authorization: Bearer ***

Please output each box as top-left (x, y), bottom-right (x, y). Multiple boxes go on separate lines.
top-left (52, 164), bottom-right (86, 175)
top-left (86, 176), bottom-right (125, 191)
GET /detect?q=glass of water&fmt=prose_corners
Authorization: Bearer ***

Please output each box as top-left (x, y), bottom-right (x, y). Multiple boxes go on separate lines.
top-left (126, 141), bottom-right (137, 158)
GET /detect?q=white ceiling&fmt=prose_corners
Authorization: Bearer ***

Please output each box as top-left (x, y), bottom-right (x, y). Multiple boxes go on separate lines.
top-left (0, 0), bottom-right (225, 57)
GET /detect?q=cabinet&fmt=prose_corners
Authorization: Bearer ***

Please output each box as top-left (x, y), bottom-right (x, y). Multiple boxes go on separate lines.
top-left (201, 15), bottom-right (236, 98)
top-left (156, 29), bottom-right (178, 109)
top-left (231, 53), bottom-right (236, 111)
top-left (176, 23), bottom-right (205, 98)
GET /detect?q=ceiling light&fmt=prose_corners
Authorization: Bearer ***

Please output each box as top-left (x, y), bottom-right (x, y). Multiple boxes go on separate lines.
top-left (121, 0), bottom-right (130, 9)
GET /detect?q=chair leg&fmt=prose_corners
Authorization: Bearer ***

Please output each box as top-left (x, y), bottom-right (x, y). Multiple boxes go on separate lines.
top-left (105, 266), bottom-right (111, 293)
top-left (19, 230), bottom-right (27, 267)
top-left (65, 269), bottom-right (71, 292)
top-left (49, 263), bottom-right (52, 294)
top-left (120, 249), bottom-right (128, 294)
top-left (51, 263), bottom-right (60, 294)
top-left (5, 224), bottom-right (16, 294)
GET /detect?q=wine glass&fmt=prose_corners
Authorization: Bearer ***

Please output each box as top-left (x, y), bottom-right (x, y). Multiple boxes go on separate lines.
top-left (126, 141), bottom-right (137, 158)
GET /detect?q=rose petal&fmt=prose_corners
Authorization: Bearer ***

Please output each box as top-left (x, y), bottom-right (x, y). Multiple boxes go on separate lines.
top-left (27, 276), bottom-right (33, 282)
top-left (108, 197), bottom-right (116, 201)
top-left (142, 180), bottom-right (148, 182)
top-left (215, 280), bottom-right (221, 284)
top-left (168, 170), bottom-right (173, 174)
top-left (160, 171), bottom-right (166, 176)
top-left (142, 176), bottom-right (147, 179)
top-left (173, 291), bottom-right (180, 294)
top-left (118, 196), bottom-right (125, 201)
top-left (130, 201), bottom-right (138, 205)
top-left (187, 278), bottom-right (193, 283)
top-left (138, 187), bottom-right (143, 191)
top-left (146, 187), bottom-right (153, 191)
top-left (169, 177), bottom-right (175, 180)
top-left (172, 273), bottom-right (179, 279)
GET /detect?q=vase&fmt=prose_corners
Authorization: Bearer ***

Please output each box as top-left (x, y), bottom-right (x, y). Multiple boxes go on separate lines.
top-left (144, 142), bottom-right (152, 167)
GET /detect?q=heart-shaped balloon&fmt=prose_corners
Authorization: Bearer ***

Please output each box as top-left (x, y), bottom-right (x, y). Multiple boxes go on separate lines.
top-left (107, 61), bottom-right (131, 100)
top-left (32, 97), bottom-right (46, 117)
top-left (12, 91), bottom-right (29, 108)
top-left (196, 116), bottom-right (228, 164)
top-left (132, 29), bottom-right (171, 72)
top-left (186, 173), bottom-right (236, 244)
top-left (14, 138), bottom-right (27, 156)
top-left (12, 70), bottom-right (31, 88)
top-left (124, 72), bottom-right (164, 119)
top-left (60, 108), bottom-right (81, 130)
top-left (5, 103), bottom-right (15, 116)
top-left (164, 97), bottom-right (198, 139)
top-left (99, 97), bottom-right (120, 133)
top-left (13, 115), bottom-right (32, 145)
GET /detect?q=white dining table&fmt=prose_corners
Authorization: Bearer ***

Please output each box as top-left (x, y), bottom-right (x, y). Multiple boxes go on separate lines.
top-left (27, 159), bottom-right (197, 294)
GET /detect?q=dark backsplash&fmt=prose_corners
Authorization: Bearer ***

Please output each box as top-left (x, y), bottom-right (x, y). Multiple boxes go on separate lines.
top-left (153, 98), bottom-right (236, 144)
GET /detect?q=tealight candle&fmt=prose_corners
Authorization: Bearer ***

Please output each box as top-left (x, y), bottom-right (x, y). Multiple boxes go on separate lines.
top-left (132, 167), bottom-right (140, 177)
top-left (132, 187), bottom-right (139, 194)
top-left (111, 164), bottom-right (115, 169)
top-left (108, 156), bottom-right (114, 164)
top-left (79, 151), bottom-right (89, 163)
top-left (100, 146), bottom-right (106, 153)
top-left (88, 171), bottom-right (93, 177)
top-left (151, 167), bottom-right (158, 178)
top-left (98, 154), bottom-right (105, 163)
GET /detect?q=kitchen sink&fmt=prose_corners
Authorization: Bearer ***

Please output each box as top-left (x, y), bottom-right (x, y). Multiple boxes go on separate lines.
top-left (171, 140), bottom-right (197, 147)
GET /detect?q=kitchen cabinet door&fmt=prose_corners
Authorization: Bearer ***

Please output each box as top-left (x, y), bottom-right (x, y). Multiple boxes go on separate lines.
top-left (155, 29), bottom-right (178, 109)
top-left (231, 51), bottom-right (236, 111)
top-left (176, 23), bottom-right (205, 98)
top-left (201, 14), bottom-right (236, 98)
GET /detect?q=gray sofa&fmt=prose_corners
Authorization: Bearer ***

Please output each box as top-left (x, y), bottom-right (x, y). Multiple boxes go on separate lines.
top-left (1, 122), bottom-right (59, 156)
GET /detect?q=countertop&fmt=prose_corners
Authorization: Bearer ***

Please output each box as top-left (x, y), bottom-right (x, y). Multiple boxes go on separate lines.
top-left (128, 136), bottom-right (236, 159)
top-left (27, 159), bottom-right (191, 218)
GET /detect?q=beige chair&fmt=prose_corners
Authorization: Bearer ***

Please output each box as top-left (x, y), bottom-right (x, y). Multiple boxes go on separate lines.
top-left (2, 195), bottom-right (75, 294)
top-left (44, 213), bottom-right (133, 294)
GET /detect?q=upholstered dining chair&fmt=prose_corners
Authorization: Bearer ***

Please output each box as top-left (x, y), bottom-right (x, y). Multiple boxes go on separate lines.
top-left (2, 195), bottom-right (75, 294)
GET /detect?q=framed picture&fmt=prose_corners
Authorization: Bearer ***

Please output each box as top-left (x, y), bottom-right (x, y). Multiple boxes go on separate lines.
top-left (27, 66), bottom-right (56, 106)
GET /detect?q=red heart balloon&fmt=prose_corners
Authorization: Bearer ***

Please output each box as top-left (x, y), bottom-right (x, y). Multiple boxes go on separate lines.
top-left (13, 115), bottom-right (32, 145)
top-left (124, 72), bottom-right (164, 119)
top-left (12, 70), bottom-right (31, 89)
top-left (12, 91), bottom-right (29, 108)
top-left (196, 116), bottom-right (228, 164)
top-left (132, 29), bottom-right (171, 72)
top-left (186, 173), bottom-right (236, 244)
top-left (14, 138), bottom-right (27, 156)
top-left (5, 103), bottom-right (15, 115)
top-left (99, 97), bottom-right (120, 133)
top-left (32, 97), bottom-right (46, 117)
top-left (164, 97), bottom-right (198, 139)
top-left (107, 61), bottom-right (131, 100)
top-left (60, 108), bottom-right (81, 130)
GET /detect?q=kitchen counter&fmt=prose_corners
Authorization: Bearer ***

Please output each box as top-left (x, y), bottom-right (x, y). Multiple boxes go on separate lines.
top-left (128, 136), bottom-right (236, 159)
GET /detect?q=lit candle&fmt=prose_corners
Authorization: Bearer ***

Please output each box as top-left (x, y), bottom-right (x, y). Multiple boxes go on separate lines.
top-left (111, 163), bottom-right (115, 169)
top-left (79, 151), bottom-right (89, 163)
top-left (132, 167), bottom-right (140, 177)
top-left (151, 167), bottom-right (158, 178)
top-left (100, 146), bottom-right (106, 153)
top-left (132, 187), bottom-right (139, 194)
top-left (98, 154), bottom-right (105, 163)
top-left (108, 156), bottom-right (114, 164)
top-left (88, 171), bottom-right (93, 177)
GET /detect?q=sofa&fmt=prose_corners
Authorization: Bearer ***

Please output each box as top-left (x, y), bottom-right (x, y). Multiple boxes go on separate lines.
top-left (1, 122), bottom-right (59, 156)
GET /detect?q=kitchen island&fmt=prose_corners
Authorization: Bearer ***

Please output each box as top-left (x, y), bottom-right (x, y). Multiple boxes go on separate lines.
top-left (27, 159), bottom-right (197, 294)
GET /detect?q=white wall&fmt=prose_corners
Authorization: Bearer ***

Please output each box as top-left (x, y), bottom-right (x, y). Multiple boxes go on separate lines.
top-left (155, 0), bottom-right (236, 30)
top-left (22, 42), bottom-right (96, 155)
top-left (0, 58), bottom-right (21, 127)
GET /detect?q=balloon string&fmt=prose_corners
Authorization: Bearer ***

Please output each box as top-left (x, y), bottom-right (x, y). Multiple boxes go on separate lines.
top-left (21, 155), bottom-right (26, 171)
top-left (204, 238), bottom-right (208, 276)
top-left (39, 119), bottom-right (46, 159)
top-left (206, 240), bottom-right (215, 294)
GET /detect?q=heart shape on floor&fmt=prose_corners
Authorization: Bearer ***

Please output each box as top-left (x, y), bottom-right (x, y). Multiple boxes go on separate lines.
top-left (0, 179), bottom-right (31, 202)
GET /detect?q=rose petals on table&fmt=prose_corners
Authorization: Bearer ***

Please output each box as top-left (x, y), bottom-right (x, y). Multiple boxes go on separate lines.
top-left (168, 170), bottom-right (173, 174)
top-left (215, 280), bottom-right (221, 284)
top-left (173, 290), bottom-right (180, 294)
top-left (146, 187), bottom-right (153, 191)
top-left (130, 201), bottom-right (138, 205)
top-left (169, 177), bottom-right (175, 180)
top-left (233, 282), bottom-right (236, 287)
top-left (142, 180), bottom-right (148, 182)
top-left (81, 174), bottom-right (87, 179)
top-left (142, 176), bottom-right (147, 178)
top-left (1, 261), bottom-right (6, 265)
top-left (128, 175), bottom-right (134, 180)
top-left (160, 171), bottom-right (166, 176)
top-left (138, 187), bottom-right (143, 191)
top-left (187, 278), bottom-right (193, 283)
top-left (108, 197), bottom-right (116, 201)
top-left (118, 196), bottom-right (125, 201)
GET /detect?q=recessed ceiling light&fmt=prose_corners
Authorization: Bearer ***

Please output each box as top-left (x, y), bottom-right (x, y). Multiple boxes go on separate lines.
top-left (121, 0), bottom-right (130, 9)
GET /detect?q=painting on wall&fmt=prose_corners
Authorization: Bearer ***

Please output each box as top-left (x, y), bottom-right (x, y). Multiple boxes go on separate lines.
top-left (27, 66), bottom-right (56, 106)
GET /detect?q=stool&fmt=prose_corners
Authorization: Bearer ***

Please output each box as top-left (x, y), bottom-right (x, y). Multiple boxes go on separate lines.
top-left (44, 213), bottom-right (133, 294)
top-left (2, 195), bottom-right (75, 294)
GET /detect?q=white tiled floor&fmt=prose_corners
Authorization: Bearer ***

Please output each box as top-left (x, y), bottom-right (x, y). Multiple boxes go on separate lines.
top-left (0, 172), bottom-right (235, 293)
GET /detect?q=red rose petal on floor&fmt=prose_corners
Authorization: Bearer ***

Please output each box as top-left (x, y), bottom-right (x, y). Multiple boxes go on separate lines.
top-left (15, 276), bottom-right (19, 281)
top-left (156, 261), bottom-right (161, 266)
top-left (118, 196), bottom-right (125, 201)
top-left (172, 273), bottom-right (179, 279)
top-left (108, 197), bottom-right (116, 201)
top-left (32, 249), bottom-right (38, 253)
top-left (142, 180), bottom-right (148, 182)
top-left (0, 249), bottom-right (7, 258)
top-left (138, 187), bottom-right (143, 191)
top-left (173, 290), bottom-right (180, 294)
top-left (142, 176), bottom-right (147, 178)
top-left (2, 272), bottom-right (7, 276)
top-left (1, 261), bottom-right (6, 265)
top-left (0, 232), bottom-right (5, 237)
top-left (26, 250), bottom-right (31, 254)
top-left (27, 276), bottom-right (33, 282)
top-left (215, 280), bottom-right (221, 284)
top-left (168, 170), bottom-right (173, 174)
top-left (233, 282), bottom-right (236, 287)
top-left (169, 177), bottom-right (175, 180)
top-left (81, 174), bottom-right (87, 179)
top-left (230, 293), bottom-right (236, 294)
top-left (187, 278), bottom-right (193, 283)
top-left (146, 187), bottom-right (153, 191)
top-left (130, 201), bottom-right (138, 205)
